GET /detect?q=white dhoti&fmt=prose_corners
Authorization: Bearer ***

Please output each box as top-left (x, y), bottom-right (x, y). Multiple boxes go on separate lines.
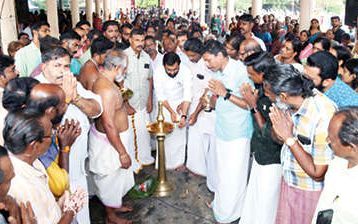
top-left (156, 100), bottom-right (186, 170)
top-left (128, 108), bottom-right (155, 173)
top-left (240, 159), bottom-right (282, 224)
top-left (88, 125), bottom-right (134, 208)
top-left (186, 112), bottom-right (216, 178)
top-left (212, 138), bottom-right (251, 223)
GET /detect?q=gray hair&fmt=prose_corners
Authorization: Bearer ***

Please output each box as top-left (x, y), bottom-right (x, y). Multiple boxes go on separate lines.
top-left (103, 49), bottom-right (127, 70)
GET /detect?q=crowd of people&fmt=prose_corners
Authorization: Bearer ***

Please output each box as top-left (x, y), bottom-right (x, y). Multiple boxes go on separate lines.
top-left (0, 6), bottom-right (358, 224)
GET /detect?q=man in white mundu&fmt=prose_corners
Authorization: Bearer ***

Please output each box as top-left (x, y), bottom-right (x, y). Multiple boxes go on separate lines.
top-left (203, 40), bottom-right (254, 224)
top-left (153, 52), bottom-right (192, 170)
top-left (89, 50), bottom-right (134, 224)
top-left (124, 28), bottom-right (155, 173)
top-left (183, 38), bottom-right (217, 191)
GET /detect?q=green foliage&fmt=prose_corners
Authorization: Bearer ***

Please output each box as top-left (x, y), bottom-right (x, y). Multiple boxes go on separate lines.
top-left (137, 0), bottom-right (159, 7)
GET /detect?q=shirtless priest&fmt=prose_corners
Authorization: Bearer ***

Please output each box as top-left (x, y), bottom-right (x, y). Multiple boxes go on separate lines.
top-left (88, 49), bottom-right (134, 224)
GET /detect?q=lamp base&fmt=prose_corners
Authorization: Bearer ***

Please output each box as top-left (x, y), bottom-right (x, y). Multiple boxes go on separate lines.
top-left (154, 180), bottom-right (174, 197)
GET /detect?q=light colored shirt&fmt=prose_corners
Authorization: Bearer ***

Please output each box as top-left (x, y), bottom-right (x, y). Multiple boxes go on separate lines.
top-left (14, 42), bottom-right (41, 77)
top-left (124, 47), bottom-right (153, 110)
top-left (281, 90), bottom-right (336, 191)
top-left (150, 53), bottom-right (163, 73)
top-left (153, 63), bottom-right (192, 103)
top-left (251, 33), bottom-right (267, 51)
top-left (0, 87), bottom-right (7, 146)
top-left (325, 77), bottom-right (358, 108)
top-left (36, 73), bottom-right (103, 181)
top-left (8, 155), bottom-right (62, 224)
top-left (78, 48), bottom-right (91, 65)
top-left (212, 58), bottom-right (254, 140)
top-left (312, 157), bottom-right (358, 224)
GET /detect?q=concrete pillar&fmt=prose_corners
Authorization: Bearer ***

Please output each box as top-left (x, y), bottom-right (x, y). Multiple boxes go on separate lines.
top-left (95, 0), bottom-right (101, 17)
top-left (86, 0), bottom-right (93, 25)
top-left (71, 0), bottom-right (80, 27)
top-left (210, 0), bottom-right (217, 18)
top-left (226, 0), bottom-right (235, 30)
top-left (103, 0), bottom-right (109, 20)
top-left (47, 0), bottom-right (59, 37)
top-left (300, 0), bottom-right (313, 30)
top-left (251, 0), bottom-right (262, 17)
top-left (200, 0), bottom-right (206, 25)
top-left (0, 0), bottom-right (18, 50)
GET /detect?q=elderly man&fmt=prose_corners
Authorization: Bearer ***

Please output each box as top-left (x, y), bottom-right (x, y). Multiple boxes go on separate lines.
top-left (203, 40), bottom-right (253, 223)
top-left (90, 50), bottom-right (134, 224)
top-left (123, 28), bottom-right (155, 172)
top-left (0, 55), bottom-right (19, 145)
top-left (35, 47), bottom-right (102, 224)
top-left (15, 21), bottom-right (50, 77)
top-left (153, 52), bottom-right (192, 170)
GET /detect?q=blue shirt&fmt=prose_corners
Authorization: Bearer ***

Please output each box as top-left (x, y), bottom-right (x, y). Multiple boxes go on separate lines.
top-left (325, 77), bottom-right (358, 108)
top-left (70, 58), bottom-right (82, 76)
top-left (214, 58), bottom-right (254, 141)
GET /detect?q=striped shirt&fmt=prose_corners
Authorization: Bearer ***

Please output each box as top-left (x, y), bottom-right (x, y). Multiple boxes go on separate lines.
top-left (281, 90), bottom-right (336, 191)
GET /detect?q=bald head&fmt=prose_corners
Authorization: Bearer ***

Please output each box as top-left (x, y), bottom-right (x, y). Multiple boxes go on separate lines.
top-left (239, 38), bottom-right (262, 61)
top-left (25, 84), bottom-right (67, 125)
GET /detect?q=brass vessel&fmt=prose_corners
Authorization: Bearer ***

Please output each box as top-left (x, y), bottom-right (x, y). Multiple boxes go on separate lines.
top-left (146, 101), bottom-right (174, 197)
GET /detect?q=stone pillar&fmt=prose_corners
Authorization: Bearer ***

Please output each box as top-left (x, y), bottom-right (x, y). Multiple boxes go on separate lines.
top-left (300, 0), bottom-right (313, 30)
top-left (103, 0), bottom-right (109, 20)
top-left (0, 0), bottom-right (18, 50)
top-left (95, 0), bottom-right (101, 17)
top-left (226, 0), bottom-right (235, 30)
top-left (200, 0), bottom-right (206, 25)
top-left (210, 0), bottom-right (217, 17)
top-left (86, 0), bottom-right (93, 25)
top-left (47, 0), bottom-right (59, 37)
top-left (71, 0), bottom-right (80, 27)
top-left (251, 0), bottom-right (262, 17)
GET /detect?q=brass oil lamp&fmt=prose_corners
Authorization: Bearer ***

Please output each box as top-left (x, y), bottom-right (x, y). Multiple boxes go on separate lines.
top-left (146, 101), bottom-right (174, 197)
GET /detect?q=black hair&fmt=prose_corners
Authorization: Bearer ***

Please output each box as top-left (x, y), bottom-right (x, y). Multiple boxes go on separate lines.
top-left (41, 47), bottom-right (70, 63)
top-left (189, 28), bottom-right (203, 38)
top-left (146, 24), bottom-right (156, 32)
top-left (225, 34), bottom-right (244, 51)
top-left (90, 36), bottom-right (114, 56)
top-left (88, 29), bottom-right (103, 42)
top-left (177, 31), bottom-right (188, 38)
top-left (344, 58), bottom-right (358, 90)
top-left (313, 37), bottom-right (331, 51)
top-left (75, 20), bottom-right (91, 28)
top-left (239, 14), bottom-right (254, 23)
top-left (0, 146), bottom-right (8, 184)
top-left (31, 21), bottom-right (50, 34)
top-left (2, 77), bottom-right (39, 112)
top-left (342, 33), bottom-right (351, 41)
top-left (18, 32), bottom-right (29, 40)
top-left (166, 18), bottom-right (175, 26)
top-left (60, 30), bottom-right (81, 41)
top-left (299, 30), bottom-right (310, 49)
top-left (120, 23), bottom-right (133, 33)
top-left (265, 64), bottom-right (314, 98)
top-left (163, 52), bottom-right (181, 66)
top-left (332, 45), bottom-right (352, 67)
top-left (144, 35), bottom-right (155, 42)
top-left (244, 51), bottom-right (276, 74)
top-left (183, 38), bottom-right (203, 54)
top-left (130, 28), bottom-right (145, 37)
top-left (202, 39), bottom-right (228, 57)
top-left (102, 20), bottom-right (120, 32)
top-left (39, 36), bottom-right (61, 54)
top-left (307, 51), bottom-right (338, 80)
top-left (0, 56), bottom-right (15, 76)
top-left (335, 106), bottom-right (358, 146)
top-left (3, 112), bottom-right (44, 155)
top-left (330, 16), bottom-right (340, 21)
top-left (162, 29), bottom-right (173, 36)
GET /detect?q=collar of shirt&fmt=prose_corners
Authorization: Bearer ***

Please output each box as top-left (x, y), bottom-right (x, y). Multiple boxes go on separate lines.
top-left (10, 154), bottom-right (47, 179)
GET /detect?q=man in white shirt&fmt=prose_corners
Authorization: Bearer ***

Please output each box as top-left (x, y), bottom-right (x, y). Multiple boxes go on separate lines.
top-left (153, 52), bottom-right (192, 170)
top-left (183, 38), bottom-right (217, 191)
top-left (312, 107), bottom-right (358, 224)
top-left (0, 56), bottom-right (19, 146)
top-left (124, 29), bottom-right (155, 173)
top-left (239, 14), bottom-right (266, 51)
top-left (35, 47), bottom-right (102, 224)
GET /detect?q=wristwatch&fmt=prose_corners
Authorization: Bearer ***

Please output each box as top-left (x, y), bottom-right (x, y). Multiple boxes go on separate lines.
top-left (285, 137), bottom-right (297, 147)
top-left (224, 89), bottom-right (232, 100)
